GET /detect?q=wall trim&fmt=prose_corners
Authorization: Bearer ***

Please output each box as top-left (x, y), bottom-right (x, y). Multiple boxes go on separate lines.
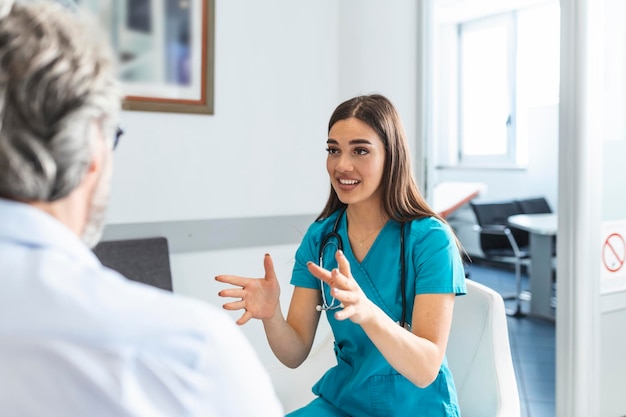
top-left (102, 214), bottom-right (317, 254)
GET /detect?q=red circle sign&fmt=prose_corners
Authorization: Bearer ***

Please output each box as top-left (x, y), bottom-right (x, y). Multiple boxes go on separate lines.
top-left (603, 233), bottom-right (626, 273)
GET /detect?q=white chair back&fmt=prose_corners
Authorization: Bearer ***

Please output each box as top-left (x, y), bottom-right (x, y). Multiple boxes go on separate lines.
top-left (447, 279), bottom-right (521, 417)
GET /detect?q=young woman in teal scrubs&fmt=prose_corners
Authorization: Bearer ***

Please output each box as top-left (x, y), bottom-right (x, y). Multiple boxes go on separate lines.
top-left (217, 94), bottom-right (466, 416)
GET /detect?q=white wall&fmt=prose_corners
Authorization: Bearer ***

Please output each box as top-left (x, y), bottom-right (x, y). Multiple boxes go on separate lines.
top-left (338, 0), bottom-right (422, 188)
top-left (107, 0), bottom-right (338, 224)
top-left (108, 0), bottom-right (423, 223)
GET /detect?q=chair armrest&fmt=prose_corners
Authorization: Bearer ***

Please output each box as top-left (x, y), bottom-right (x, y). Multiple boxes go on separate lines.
top-left (473, 225), bottom-right (523, 257)
top-left (474, 224), bottom-right (508, 234)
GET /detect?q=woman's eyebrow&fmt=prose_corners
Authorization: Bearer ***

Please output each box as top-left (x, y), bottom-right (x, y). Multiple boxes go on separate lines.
top-left (349, 138), bottom-right (373, 145)
top-left (326, 138), bottom-right (373, 145)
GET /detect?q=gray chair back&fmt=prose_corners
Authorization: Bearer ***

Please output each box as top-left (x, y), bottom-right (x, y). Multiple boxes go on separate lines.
top-left (93, 237), bottom-right (173, 291)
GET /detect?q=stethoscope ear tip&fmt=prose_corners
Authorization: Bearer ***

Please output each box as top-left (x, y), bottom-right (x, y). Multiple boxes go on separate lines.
top-left (316, 305), bottom-right (323, 312)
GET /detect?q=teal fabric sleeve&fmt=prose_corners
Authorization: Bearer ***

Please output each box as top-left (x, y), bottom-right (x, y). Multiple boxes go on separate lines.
top-left (407, 217), bottom-right (466, 296)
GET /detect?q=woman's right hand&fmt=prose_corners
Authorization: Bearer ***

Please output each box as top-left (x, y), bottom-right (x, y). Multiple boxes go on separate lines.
top-left (215, 253), bottom-right (281, 325)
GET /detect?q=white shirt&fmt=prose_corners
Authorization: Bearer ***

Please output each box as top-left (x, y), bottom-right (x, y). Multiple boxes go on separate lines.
top-left (0, 198), bottom-right (284, 417)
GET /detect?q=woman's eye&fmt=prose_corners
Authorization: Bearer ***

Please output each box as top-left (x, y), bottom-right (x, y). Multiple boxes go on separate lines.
top-left (326, 147), bottom-right (339, 155)
top-left (354, 148), bottom-right (369, 155)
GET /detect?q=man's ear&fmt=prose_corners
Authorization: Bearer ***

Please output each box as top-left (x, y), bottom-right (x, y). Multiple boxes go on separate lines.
top-left (79, 123), bottom-right (108, 193)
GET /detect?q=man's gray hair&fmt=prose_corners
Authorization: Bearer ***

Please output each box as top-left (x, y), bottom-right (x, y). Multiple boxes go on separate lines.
top-left (0, 0), bottom-right (121, 202)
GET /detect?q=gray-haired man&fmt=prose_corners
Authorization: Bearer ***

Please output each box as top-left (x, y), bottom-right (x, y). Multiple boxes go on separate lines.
top-left (0, 1), bottom-right (283, 415)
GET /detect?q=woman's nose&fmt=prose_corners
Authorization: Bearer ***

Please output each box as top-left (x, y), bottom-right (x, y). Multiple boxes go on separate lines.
top-left (335, 154), bottom-right (353, 172)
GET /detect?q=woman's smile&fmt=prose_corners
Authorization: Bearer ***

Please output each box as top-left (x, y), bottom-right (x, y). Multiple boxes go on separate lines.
top-left (336, 177), bottom-right (361, 191)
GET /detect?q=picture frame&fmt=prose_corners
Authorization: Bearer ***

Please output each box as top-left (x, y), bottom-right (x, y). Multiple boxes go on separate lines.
top-left (79, 0), bottom-right (215, 115)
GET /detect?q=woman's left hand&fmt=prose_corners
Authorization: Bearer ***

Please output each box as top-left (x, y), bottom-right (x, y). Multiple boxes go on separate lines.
top-left (307, 249), bottom-right (375, 324)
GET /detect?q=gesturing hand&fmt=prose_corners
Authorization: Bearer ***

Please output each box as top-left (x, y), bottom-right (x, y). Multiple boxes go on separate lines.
top-left (307, 250), bottom-right (375, 324)
top-left (215, 254), bottom-right (281, 325)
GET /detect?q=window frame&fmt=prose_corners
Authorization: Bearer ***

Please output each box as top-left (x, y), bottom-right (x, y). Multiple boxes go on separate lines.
top-left (456, 12), bottom-right (518, 167)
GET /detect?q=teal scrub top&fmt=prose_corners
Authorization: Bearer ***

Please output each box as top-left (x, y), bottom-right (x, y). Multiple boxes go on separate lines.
top-left (290, 210), bottom-right (467, 417)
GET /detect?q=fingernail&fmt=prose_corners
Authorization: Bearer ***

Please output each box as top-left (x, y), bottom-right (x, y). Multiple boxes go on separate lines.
top-left (338, 250), bottom-right (344, 256)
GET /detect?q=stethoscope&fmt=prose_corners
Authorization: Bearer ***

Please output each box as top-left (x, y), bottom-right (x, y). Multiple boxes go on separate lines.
top-left (315, 207), bottom-right (408, 329)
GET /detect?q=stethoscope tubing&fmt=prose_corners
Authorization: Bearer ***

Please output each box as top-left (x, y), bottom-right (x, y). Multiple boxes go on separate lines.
top-left (317, 207), bottom-right (407, 328)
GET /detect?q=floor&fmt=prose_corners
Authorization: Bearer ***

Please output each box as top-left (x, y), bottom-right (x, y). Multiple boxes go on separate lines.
top-left (464, 260), bottom-right (556, 417)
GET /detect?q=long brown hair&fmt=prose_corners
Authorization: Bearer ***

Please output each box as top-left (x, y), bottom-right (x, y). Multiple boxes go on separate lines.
top-left (317, 94), bottom-right (444, 225)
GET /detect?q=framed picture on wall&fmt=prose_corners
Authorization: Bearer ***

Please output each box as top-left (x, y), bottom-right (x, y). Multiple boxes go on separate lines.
top-left (78, 0), bottom-right (214, 114)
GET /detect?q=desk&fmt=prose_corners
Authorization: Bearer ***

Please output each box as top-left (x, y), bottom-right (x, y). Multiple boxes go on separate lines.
top-left (432, 182), bottom-right (486, 218)
top-left (507, 213), bottom-right (557, 320)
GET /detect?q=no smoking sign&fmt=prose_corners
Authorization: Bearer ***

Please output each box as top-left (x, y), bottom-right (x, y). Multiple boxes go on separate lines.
top-left (601, 221), bottom-right (626, 294)
top-left (603, 233), bottom-right (625, 272)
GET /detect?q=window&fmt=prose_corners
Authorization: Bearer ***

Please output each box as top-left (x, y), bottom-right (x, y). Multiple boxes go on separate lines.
top-left (458, 14), bottom-right (516, 165)
top-left (433, 0), bottom-right (560, 169)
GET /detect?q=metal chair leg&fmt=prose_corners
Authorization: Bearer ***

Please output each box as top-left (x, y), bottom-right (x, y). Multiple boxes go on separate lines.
top-left (506, 259), bottom-right (526, 317)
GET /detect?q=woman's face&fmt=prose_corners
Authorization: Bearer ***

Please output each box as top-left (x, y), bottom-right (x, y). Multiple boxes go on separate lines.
top-left (326, 117), bottom-right (386, 208)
